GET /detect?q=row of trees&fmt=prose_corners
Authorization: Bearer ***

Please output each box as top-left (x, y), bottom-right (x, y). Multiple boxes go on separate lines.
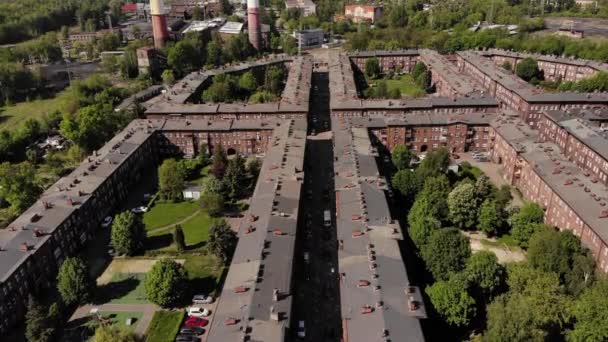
top-left (201, 66), bottom-right (285, 103)
top-left (389, 146), bottom-right (605, 340)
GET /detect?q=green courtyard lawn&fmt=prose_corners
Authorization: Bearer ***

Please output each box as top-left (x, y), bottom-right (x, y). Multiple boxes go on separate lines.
top-left (145, 310), bottom-right (185, 342)
top-left (385, 74), bottom-right (426, 98)
top-left (182, 211), bottom-right (213, 247)
top-left (97, 311), bottom-right (143, 332)
top-left (100, 272), bottom-right (148, 305)
top-left (143, 200), bottom-right (200, 231)
top-left (0, 96), bottom-right (65, 130)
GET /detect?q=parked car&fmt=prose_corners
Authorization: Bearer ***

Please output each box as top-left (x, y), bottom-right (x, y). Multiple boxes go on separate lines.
top-left (297, 320), bottom-right (306, 338)
top-left (187, 307), bottom-right (210, 317)
top-left (179, 327), bottom-right (204, 335)
top-left (184, 316), bottom-right (209, 327)
top-left (192, 294), bottom-right (214, 304)
top-left (175, 335), bottom-right (198, 342)
top-left (131, 206), bottom-right (148, 214)
top-left (101, 216), bottom-right (113, 228)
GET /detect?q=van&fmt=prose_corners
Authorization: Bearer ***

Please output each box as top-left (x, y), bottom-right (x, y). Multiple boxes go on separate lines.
top-left (323, 210), bottom-right (331, 228)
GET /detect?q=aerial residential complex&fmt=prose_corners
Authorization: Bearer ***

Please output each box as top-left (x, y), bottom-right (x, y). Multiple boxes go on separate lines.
top-left (2, 44), bottom-right (608, 341)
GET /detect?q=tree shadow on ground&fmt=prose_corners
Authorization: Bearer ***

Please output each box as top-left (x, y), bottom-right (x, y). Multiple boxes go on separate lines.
top-left (187, 241), bottom-right (207, 251)
top-left (94, 277), bottom-right (140, 304)
top-left (145, 233), bottom-right (173, 251)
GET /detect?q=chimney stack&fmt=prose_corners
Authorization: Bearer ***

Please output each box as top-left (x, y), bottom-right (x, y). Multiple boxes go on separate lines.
top-left (150, 0), bottom-right (169, 48)
top-left (247, 0), bottom-right (261, 50)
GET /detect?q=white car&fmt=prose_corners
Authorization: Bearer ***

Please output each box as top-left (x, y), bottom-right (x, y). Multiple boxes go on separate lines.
top-left (192, 294), bottom-right (214, 304)
top-left (101, 216), bottom-right (113, 228)
top-left (131, 206), bottom-right (148, 214)
top-left (187, 306), bottom-right (210, 317)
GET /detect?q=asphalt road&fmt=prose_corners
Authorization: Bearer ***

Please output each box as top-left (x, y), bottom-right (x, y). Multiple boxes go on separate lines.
top-left (289, 70), bottom-right (342, 342)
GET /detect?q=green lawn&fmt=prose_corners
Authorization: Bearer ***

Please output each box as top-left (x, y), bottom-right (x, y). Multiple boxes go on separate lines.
top-left (0, 96), bottom-right (65, 130)
top-left (182, 212), bottom-right (213, 246)
top-left (97, 311), bottom-right (143, 332)
top-left (184, 254), bottom-right (224, 296)
top-left (385, 74), bottom-right (426, 98)
top-left (143, 201), bottom-right (200, 230)
top-left (145, 310), bottom-right (185, 342)
top-left (105, 273), bottom-right (148, 305)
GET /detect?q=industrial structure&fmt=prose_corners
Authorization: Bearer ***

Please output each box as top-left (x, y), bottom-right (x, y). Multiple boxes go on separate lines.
top-left (247, 0), bottom-right (262, 50)
top-left (150, 0), bottom-right (170, 48)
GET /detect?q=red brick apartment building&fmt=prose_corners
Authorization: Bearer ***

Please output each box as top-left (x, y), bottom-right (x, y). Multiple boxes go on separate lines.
top-left (538, 110), bottom-right (608, 185)
top-left (349, 50), bottom-right (420, 74)
top-left (481, 49), bottom-right (608, 82)
top-left (489, 115), bottom-right (608, 273)
top-left (344, 4), bottom-right (384, 24)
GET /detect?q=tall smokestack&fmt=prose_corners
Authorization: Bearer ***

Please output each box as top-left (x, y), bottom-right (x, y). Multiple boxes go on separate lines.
top-left (247, 0), bottom-right (261, 50)
top-left (150, 0), bottom-right (169, 49)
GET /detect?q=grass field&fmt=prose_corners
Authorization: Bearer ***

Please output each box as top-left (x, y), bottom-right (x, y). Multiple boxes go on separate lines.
top-left (0, 96), bottom-right (65, 130)
top-left (143, 201), bottom-right (200, 230)
top-left (105, 273), bottom-right (148, 305)
top-left (145, 310), bottom-right (185, 342)
top-left (385, 74), bottom-right (426, 97)
top-left (182, 212), bottom-right (213, 246)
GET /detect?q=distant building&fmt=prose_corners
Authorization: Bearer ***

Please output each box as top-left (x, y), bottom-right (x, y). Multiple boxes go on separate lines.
top-left (344, 4), bottom-right (383, 24)
top-left (219, 21), bottom-right (245, 37)
top-left (575, 0), bottom-right (597, 8)
top-left (285, 0), bottom-right (316, 16)
top-left (293, 29), bottom-right (324, 49)
top-left (170, 0), bottom-right (221, 19)
top-left (182, 18), bottom-right (226, 34)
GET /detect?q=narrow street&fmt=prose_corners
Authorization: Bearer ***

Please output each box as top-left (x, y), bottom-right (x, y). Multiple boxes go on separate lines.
top-left (290, 69), bottom-right (342, 342)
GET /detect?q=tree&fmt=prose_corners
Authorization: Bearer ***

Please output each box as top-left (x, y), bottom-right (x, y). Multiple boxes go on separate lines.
top-left (421, 228), bottom-right (471, 280)
top-left (144, 259), bottom-right (188, 307)
top-left (158, 159), bottom-right (186, 201)
top-left (264, 65), bottom-right (285, 95)
top-left (528, 229), bottom-right (576, 279)
top-left (389, 3), bottom-right (409, 27)
top-left (484, 294), bottom-right (546, 342)
top-left (411, 62), bottom-right (428, 80)
top-left (478, 199), bottom-right (504, 236)
top-left (173, 225), bottom-right (186, 252)
top-left (168, 41), bottom-right (199, 77)
top-left (207, 220), bottom-right (237, 262)
top-left (501, 61), bottom-right (513, 72)
top-left (238, 71), bottom-right (258, 93)
top-left (25, 296), bottom-right (56, 342)
top-left (200, 192), bottom-right (225, 217)
top-left (516, 57), bottom-right (543, 83)
top-left (161, 69), bottom-right (176, 86)
top-left (92, 325), bottom-right (138, 342)
top-left (509, 202), bottom-right (546, 247)
top-left (414, 147), bottom-right (450, 181)
top-left (57, 257), bottom-right (94, 306)
top-left (568, 279), bottom-right (608, 342)
top-left (365, 57), bottom-right (381, 79)
top-left (474, 175), bottom-right (494, 201)
top-left (392, 169), bottom-right (419, 204)
top-left (408, 196), bottom-right (441, 248)
top-left (465, 251), bottom-right (505, 300)
top-left (391, 145), bottom-right (413, 170)
top-left (426, 273), bottom-right (476, 326)
top-left (211, 145), bottom-right (228, 179)
top-left (111, 211), bottom-right (146, 256)
top-left (222, 154), bottom-right (247, 201)
top-left (448, 183), bottom-right (478, 230)
top-left (0, 161), bottom-right (42, 212)
top-left (419, 175), bottom-right (451, 222)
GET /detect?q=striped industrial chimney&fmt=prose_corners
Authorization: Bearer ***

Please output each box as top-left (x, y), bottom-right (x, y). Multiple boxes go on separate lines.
top-left (247, 0), bottom-right (261, 50)
top-left (150, 0), bottom-right (169, 48)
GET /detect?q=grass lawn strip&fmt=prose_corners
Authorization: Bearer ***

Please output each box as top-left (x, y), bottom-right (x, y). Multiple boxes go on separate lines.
top-left (385, 74), bottom-right (426, 97)
top-left (143, 201), bottom-right (199, 230)
top-left (0, 96), bottom-right (65, 130)
top-left (107, 273), bottom-right (148, 305)
top-left (145, 310), bottom-right (185, 342)
top-left (181, 211), bottom-right (213, 246)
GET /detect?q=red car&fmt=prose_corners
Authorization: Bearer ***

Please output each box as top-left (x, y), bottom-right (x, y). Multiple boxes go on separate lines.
top-left (184, 316), bottom-right (209, 327)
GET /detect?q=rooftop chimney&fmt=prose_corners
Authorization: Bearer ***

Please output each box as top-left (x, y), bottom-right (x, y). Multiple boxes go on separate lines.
top-left (151, 0), bottom-right (169, 48)
top-left (247, 0), bottom-right (261, 50)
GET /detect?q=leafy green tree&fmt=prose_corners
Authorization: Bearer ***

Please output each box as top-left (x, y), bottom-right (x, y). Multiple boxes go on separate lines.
top-left (389, 3), bottom-right (409, 27)
top-left (568, 279), bottom-right (608, 342)
top-left (25, 296), bottom-right (56, 342)
top-left (516, 57), bottom-right (543, 83)
top-left (201, 175), bottom-right (224, 196)
top-left (421, 228), bottom-right (471, 280)
top-left (478, 199), bottom-right (504, 236)
top-left (207, 220), bottom-right (237, 262)
top-left (173, 225), bottom-right (186, 252)
top-left (223, 154), bottom-right (247, 201)
top-left (144, 259), bottom-right (188, 307)
top-left (484, 294), bottom-right (546, 342)
top-left (528, 229), bottom-right (577, 279)
top-left (414, 147), bottom-right (450, 181)
top-left (161, 69), bottom-right (176, 86)
top-left (92, 325), bottom-right (139, 342)
top-left (391, 145), bottom-right (413, 170)
top-left (418, 175), bottom-right (451, 222)
top-left (448, 183), bottom-right (478, 229)
top-left (206, 39), bottom-right (223, 67)
top-left (200, 192), bottom-right (225, 217)
top-left (57, 257), bottom-right (94, 306)
top-left (158, 159), bottom-right (186, 201)
top-left (111, 211), bottom-right (146, 256)
top-left (264, 65), bottom-right (285, 95)
top-left (211, 145), bottom-right (228, 179)
top-left (411, 62), bottom-right (428, 80)
top-left (365, 57), bottom-right (381, 79)
top-left (249, 90), bottom-right (278, 103)
top-left (509, 202), bottom-right (545, 247)
top-left (238, 71), bottom-right (258, 93)
top-left (0, 161), bottom-right (42, 212)
top-left (426, 273), bottom-right (476, 326)
top-left (501, 61), bottom-right (513, 72)
top-left (465, 251), bottom-right (505, 300)
top-left (566, 253), bottom-right (595, 297)
top-left (168, 41), bottom-right (199, 77)
top-left (392, 169), bottom-right (419, 204)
